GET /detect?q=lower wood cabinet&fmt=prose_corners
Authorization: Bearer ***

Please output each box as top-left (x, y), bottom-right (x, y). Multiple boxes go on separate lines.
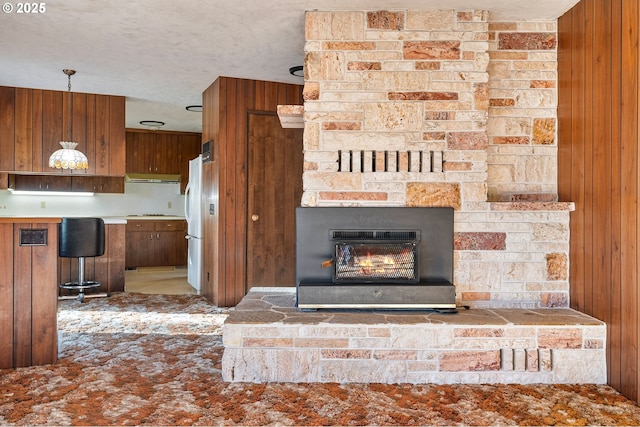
top-left (125, 220), bottom-right (187, 268)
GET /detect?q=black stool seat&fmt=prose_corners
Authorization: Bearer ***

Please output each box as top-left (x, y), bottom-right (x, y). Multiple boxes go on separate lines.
top-left (58, 218), bottom-right (105, 302)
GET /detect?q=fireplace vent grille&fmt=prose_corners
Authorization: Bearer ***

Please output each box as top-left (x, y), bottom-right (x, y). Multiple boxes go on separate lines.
top-left (331, 230), bottom-right (418, 241)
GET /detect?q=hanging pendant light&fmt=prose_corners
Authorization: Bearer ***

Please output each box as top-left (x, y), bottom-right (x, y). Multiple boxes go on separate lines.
top-left (49, 69), bottom-right (89, 170)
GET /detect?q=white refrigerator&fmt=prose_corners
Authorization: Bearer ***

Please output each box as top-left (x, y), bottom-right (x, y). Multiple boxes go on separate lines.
top-left (184, 155), bottom-right (203, 293)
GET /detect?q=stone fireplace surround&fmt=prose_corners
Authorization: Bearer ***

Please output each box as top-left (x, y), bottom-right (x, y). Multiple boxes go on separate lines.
top-left (222, 9), bottom-right (606, 384)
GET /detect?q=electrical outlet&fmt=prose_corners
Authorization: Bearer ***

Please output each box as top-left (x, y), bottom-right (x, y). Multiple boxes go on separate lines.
top-left (168, 201), bottom-right (172, 209)
top-left (40, 201), bottom-right (46, 208)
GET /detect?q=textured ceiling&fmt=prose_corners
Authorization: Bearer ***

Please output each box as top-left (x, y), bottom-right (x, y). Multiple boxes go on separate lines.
top-left (0, 0), bottom-right (579, 133)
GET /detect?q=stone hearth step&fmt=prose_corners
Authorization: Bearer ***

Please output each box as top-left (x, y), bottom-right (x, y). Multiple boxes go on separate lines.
top-left (222, 288), bottom-right (606, 384)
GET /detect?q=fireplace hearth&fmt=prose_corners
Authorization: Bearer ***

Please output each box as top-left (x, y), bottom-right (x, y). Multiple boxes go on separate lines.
top-left (296, 207), bottom-right (456, 310)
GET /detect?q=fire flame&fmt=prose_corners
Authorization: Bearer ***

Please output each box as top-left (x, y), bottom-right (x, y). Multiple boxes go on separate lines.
top-left (357, 252), bottom-right (397, 274)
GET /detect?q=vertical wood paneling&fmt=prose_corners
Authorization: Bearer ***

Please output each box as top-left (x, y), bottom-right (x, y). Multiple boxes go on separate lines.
top-left (41, 90), bottom-right (64, 173)
top-left (591, 2), bottom-right (613, 380)
top-left (569, 0), bottom-right (587, 313)
top-left (201, 79), bottom-right (216, 302)
top-left (93, 95), bottom-right (110, 175)
top-left (71, 92), bottom-right (89, 174)
top-left (13, 224), bottom-right (33, 367)
top-left (558, 0), bottom-right (640, 403)
top-left (0, 87), bottom-right (15, 171)
top-left (14, 88), bottom-right (33, 171)
top-left (583, 0), bottom-right (596, 316)
top-left (201, 77), bottom-right (303, 306)
top-left (557, 1), bottom-right (572, 203)
top-left (1, 220), bottom-right (59, 369)
top-left (31, 90), bottom-right (43, 172)
top-left (609, 0), bottom-right (624, 393)
top-left (30, 223), bottom-right (57, 366)
top-left (107, 224), bottom-right (126, 293)
top-left (109, 97), bottom-right (126, 176)
top-left (0, 223), bottom-right (13, 368)
top-left (620, 0), bottom-right (640, 401)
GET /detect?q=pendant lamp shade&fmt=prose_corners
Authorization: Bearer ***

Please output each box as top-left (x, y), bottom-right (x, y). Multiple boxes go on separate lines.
top-left (49, 141), bottom-right (89, 169)
top-left (49, 69), bottom-right (88, 170)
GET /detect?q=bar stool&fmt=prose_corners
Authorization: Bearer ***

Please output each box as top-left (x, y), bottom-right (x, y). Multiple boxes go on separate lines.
top-left (58, 217), bottom-right (105, 302)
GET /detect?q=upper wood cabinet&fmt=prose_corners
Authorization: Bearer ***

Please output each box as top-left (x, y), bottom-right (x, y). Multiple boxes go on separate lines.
top-left (0, 86), bottom-right (126, 176)
top-left (125, 129), bottom-right (201, 193)
top-left (8, 174), bottom-right (124, 194)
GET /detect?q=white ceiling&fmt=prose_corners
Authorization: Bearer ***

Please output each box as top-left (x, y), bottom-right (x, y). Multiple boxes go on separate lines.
top-left (0, 0), bottom-right (579, 133)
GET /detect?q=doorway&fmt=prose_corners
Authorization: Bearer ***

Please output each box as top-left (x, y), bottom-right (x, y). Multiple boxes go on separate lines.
top-left (246, 112), bottom-right (303, 289)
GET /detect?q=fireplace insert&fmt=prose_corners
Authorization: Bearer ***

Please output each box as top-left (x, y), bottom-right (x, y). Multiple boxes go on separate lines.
top-left (296, 207), bottom-right (456, 310)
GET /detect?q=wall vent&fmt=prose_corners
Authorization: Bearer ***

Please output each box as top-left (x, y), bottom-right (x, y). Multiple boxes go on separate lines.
top-left (337, 150), bottom-right (443, 173)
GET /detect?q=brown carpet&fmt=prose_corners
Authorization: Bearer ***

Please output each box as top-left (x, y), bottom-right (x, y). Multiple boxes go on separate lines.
top-left (1, 293), bottom-right (640, 426)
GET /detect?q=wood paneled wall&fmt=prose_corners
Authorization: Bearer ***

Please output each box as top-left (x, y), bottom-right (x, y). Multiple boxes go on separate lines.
top-left (201, 77), bottom-right (302, 307)
top-left (558, 0), bottom-right (639, 402)
top-left (0, 220), bottom-right (59, 369)
top-left (0, 86), bottom-right (125, 176)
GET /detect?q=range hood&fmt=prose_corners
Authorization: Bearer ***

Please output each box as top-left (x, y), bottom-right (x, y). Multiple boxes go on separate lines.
top-left (125, 173), bottom-right (181, 183)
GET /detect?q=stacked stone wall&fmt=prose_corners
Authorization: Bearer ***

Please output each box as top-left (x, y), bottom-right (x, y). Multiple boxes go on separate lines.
top-left (301, 9), bottom-right (569, 308)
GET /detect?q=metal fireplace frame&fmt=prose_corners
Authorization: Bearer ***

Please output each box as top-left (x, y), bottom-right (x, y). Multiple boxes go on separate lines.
top-left (295, 207), bottom-right (456, 310)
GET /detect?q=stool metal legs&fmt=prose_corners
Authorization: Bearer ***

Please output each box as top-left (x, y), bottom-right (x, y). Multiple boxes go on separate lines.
top-left (59, 256), bottom-right (101, 302)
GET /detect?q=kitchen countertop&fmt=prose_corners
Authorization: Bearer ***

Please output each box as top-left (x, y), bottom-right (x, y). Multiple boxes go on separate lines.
top-left (0, 217), bottom-right (62, 224)
top-left (0, 215), bottom-right (185, 224)
top-left (125, 215), bottom-right (186, 221)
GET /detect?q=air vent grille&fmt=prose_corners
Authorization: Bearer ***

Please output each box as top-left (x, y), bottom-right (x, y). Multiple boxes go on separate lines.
top-left (331, 230), bottom-right (418, 241)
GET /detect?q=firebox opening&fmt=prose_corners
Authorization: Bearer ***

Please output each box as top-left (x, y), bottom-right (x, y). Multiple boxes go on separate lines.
top-left (332, 230), bottom-right (420, 284)
top-left (296, 207), bottom-right (457, 311)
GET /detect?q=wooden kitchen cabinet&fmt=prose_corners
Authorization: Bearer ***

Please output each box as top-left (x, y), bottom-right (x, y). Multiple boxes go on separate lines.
top-left (71, 176), bottom-right (125, 193)
top-left (125, 129), bottom-right (201, 193)
top-left (0, 86), bottom-right (126, 176)
top-left (125, 220), bottom-right (187, 268)
top-left (9, 174), bottom-right (72, 191)
top-left (8, 174), bottom-right (124, 193)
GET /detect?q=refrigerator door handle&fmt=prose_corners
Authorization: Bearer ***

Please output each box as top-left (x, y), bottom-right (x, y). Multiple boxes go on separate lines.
top-left (184, 182), bottom-right (192, 226)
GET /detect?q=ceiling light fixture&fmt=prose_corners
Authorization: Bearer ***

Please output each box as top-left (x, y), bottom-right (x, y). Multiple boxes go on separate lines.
top-left (49, 69), bottom-right (89, 170)
top-left (289, 65), bottom-right (304, 77)
top-left (139, 120), bottom-right (165, 129)
top-left (185, 105), bottom-right (202, 112)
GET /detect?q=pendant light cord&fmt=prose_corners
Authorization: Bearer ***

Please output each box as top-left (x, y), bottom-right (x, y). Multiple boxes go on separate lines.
top-left (64, 69), bottom-right (76, 142)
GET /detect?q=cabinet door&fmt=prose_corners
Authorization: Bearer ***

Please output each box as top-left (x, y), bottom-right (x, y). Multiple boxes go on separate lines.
top-left (94, 176), bottom-right (124, 193)
top-left (13, 174), bottom-right (72, 191)
top-left (152, 133), bottom-right (179, 174)
top-left (178, 137), bottom-right (201, 193)
top-left (71, 176), bottom-right (96, 192)
top-left (125, 132), bottom-right (153, 173)
top-left (125, 221), bottom-right (155, 268)
top-left (154, 221), bottom-right (187, 266)
top-left (125, 231), bottom-right (157, 268)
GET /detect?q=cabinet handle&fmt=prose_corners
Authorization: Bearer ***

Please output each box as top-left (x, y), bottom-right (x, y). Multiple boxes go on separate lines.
top-left (156, 234), bottom-right (160, 239)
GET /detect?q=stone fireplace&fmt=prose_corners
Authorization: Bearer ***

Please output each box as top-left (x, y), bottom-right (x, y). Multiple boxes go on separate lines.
top-left (299, 9), bottom-right (570, 310)
top-left (221, 9), bottom-right (606, 385)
